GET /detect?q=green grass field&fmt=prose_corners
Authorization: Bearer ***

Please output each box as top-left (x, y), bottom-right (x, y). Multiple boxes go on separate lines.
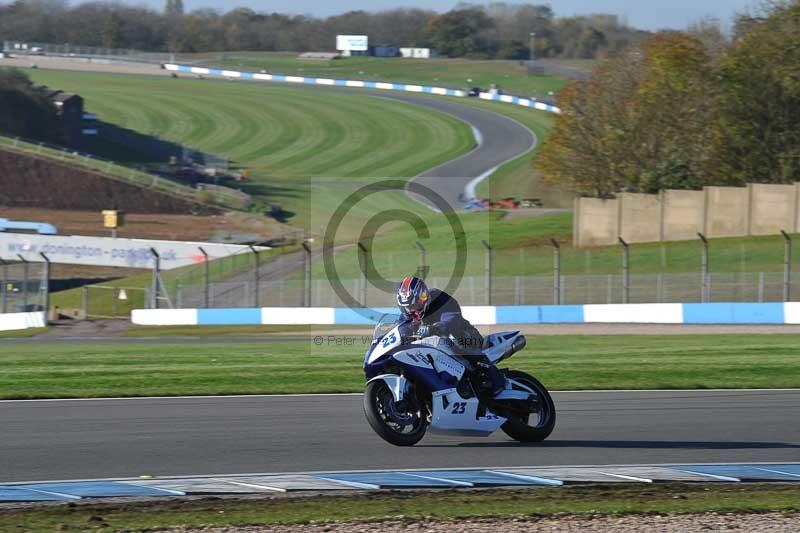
top-left (2, 334), bottom-right (798, 399)
top-left (209, 54), bottom-right (568, 98)
top-left (22, 69), bottom-right (475, 230)
top-left (3, 484), bottom-right (798, 531)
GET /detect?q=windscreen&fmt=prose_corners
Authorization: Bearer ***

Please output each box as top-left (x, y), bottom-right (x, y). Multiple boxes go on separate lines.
top-left (372, 313), bottom-right (402, 341)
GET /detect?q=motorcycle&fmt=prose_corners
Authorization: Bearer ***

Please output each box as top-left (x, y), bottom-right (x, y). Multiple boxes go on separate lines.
top-left (362, 313), bottom-right (556, 446)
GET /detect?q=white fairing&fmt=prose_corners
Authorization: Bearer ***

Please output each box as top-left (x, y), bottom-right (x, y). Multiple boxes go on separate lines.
top-left (367, 325), bottom-right (401, 364)
top-left (430, 390), bottom-right (506, 435)
top-left (366, 374), bottom-right (409, 402)
top-left (482, 331), bottom-right (523, 363)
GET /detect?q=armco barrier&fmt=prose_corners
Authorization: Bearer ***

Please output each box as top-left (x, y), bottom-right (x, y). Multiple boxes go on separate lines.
top-left (0, 312), bottom-right (46, 332)
top-left (132, 302), bottom-right (800, 326)
top-left (163, 64), bottom-right (561, 114)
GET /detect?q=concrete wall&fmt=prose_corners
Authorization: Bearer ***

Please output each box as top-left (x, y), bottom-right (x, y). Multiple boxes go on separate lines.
top-left (704, 186), bottom-right (750, 238)
top-left (576, 183), bottom-right (800, 247)
top-left (0, 311), bottom-right (45, 332)
top-left (573, 197), bottom-right (618, 248)
top-left (662, 190), bottom-right (705, 241)
top-left (750, 183), bottom-right (797, 236)
top-left (619, 193), bottom-right (660, 243)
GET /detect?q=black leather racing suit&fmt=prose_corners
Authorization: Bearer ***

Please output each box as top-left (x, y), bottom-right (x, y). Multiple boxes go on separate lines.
top-left (398, 289), bottom-right (504, 394)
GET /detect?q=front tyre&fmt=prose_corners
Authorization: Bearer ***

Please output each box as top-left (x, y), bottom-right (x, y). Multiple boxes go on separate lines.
top-left (363, 380), bottom-right (427, 446)
top-left (500, 370), bottom-right (556, 443)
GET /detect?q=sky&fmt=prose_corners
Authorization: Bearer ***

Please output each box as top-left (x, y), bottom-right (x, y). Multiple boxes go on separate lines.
top-left (151, 0), bottom-right (760, 31)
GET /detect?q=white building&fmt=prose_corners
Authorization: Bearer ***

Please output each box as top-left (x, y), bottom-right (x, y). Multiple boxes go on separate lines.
top-left (400, 48), bottom-right (437, 59)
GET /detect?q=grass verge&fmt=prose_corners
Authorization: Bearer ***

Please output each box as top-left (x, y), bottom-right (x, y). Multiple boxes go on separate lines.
top-left (2, 334), bottom-right (799, 399)
top-left (208, 54), bottom-right (568, 98)
top-left (2, 484), bottom-right (799, 531)
top-left (0, 328), bottom-right (48, 339)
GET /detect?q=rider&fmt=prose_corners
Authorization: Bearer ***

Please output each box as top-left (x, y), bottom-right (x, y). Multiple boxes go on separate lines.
top-left (396, 275), bottom-right (505, 395)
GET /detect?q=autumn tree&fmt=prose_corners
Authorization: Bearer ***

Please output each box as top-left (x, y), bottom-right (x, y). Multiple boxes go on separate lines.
top-left (706, 1), bottom-right (800, 184)
top-left (537, 32), bottom-right (718, 196)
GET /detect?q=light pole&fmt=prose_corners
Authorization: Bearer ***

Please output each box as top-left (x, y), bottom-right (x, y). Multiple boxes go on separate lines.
top-left (529, 32), bottom-right (536, 62)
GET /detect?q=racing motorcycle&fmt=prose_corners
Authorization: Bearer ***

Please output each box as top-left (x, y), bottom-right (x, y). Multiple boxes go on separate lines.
top-left (363, 313), bottom-right (556, 446)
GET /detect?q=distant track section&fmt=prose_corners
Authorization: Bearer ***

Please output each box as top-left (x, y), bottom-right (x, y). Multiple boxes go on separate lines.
top-left (163, 63), bottom-right (562, 114)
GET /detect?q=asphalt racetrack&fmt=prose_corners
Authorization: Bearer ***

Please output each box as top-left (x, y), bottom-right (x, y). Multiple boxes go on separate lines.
top-left (1, 390), bottom-right (798, 483)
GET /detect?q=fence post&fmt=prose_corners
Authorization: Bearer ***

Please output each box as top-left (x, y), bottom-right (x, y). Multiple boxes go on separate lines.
top-left (249, 245), bottom-right (261, 308)
top-left (82, 286), bottom-right (89, 318)
top-left (197, 247), bottom-right (210, 308)
top-left (782, 230), bottom-right (792, 302)
top-left (17, 255), bottom-right (29, 310)
top-left (302, 241), bottom-right (312, 307)
top-left (0, 259), bottom-right (7, 314)
top-left (698, 233), bottom-right (709, 303)
top-left (550, 239), bottom-right (561, 305)
top-left (415, 241), bottom-right (428, 280)
top-left (358, 242), bottom-right (369, 307)
top-left (39, 253), bottom-right (50, 324)
top-left (150, 248), bottom-right (160, 309)
top-left (481, 240), bottom-right (492, 306)
top-left (618, 238), bottom-right (629, 304)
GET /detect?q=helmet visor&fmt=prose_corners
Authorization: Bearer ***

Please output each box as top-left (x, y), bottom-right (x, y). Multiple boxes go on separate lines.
top-left (400, 299), bottom-right (425, 316)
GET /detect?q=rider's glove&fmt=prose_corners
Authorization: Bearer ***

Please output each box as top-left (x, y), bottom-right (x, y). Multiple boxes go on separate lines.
top-left (417, 323), bottom-right (439, 338)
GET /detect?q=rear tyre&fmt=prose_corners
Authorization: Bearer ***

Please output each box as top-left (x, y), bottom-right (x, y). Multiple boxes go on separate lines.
top-left (363, 380), bottom-right (427, 446)
top-left (500, 370), bottom-right (556, 443)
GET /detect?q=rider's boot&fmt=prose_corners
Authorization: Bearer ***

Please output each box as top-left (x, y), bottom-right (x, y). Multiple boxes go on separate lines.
top-left (475, 360), bottom-right (506, 396)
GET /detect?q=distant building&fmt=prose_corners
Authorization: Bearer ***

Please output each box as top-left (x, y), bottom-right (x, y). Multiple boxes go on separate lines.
top-left (400, 48), bottom-right (437, 59)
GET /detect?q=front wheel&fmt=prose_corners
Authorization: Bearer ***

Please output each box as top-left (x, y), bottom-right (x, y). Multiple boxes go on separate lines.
top-left (500, 370), bottom-right (556, 443)
top-left (363, 380), bottom-right (427, 446)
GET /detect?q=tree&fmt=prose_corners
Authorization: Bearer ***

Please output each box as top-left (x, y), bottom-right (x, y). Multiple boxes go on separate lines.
top-left (164, 0), bottom-right (183, 18)
top-left (707, 1), bottom-right (800, 184)
top-left (424, 8), bottom-right (494, 57)
top-left (537, 33), bottom-right (717, 196)
top-left (0, 69), bottom-right (63, 142)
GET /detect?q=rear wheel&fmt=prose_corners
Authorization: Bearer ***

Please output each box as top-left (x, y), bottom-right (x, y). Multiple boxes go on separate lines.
top-left (363, 380), bottom-right (427, 446)
top-left (500, 370), bottom-right (556, 442)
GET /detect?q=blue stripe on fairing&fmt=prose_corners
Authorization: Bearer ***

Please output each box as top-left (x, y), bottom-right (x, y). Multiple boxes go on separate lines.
top-left (364, 81), bottom-right (378, 88)
top-left (682, 303), bottom-right (784, 324)
top-left (422, 86), bottom-right (433, 93)
top-left (446, 89), bottom-right (458, 96)
top-left (272, 75), bottom-right (286, 81)
top-left (334, 307), bottom-right (396, 325)
top-left (197, 308), bottom-right (262, 325)
top-left (495, 305), bottom-right (584, 324)
top-left (393, 83), bottom-right (405, 90)
top-left (511, 96), bottom-right (520, 104)
top-left (334, 80), bottom-right (347, 86)
top-left (13, 482), bottom-right (183, 498)
top-left (177, 66), bottom-right (192, 73)
top-left (209, 69), bottom-right (223, 76)
top-left (240, 72), bottom-right (254, 79)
